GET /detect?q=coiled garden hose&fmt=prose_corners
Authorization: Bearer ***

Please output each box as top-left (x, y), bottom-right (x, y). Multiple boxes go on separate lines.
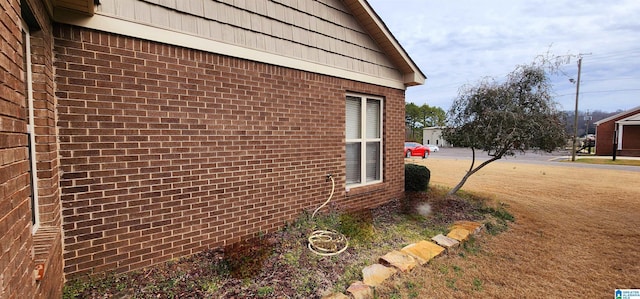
top-left (307, 175), bottom-right (349, 256)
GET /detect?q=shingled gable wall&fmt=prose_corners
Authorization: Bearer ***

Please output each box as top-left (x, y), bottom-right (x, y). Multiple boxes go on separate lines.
top-left (54, 25), bottom-right (406, 277)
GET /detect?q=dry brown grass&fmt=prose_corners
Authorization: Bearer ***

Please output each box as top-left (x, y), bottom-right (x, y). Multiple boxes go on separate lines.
top-left (376, 158), bottom-right (640, 298)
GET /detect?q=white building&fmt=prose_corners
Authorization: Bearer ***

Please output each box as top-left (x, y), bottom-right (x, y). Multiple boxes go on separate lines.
top-left (423, 126), bottom-right (452, 147)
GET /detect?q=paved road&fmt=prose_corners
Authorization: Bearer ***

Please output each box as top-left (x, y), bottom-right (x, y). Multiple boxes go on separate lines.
top-left (416, 147), bottom-right (640, 172)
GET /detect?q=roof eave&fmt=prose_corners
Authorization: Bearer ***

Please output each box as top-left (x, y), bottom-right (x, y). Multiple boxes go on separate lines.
top-left (343, 0), bottom-right (426, 87)
top-left (52, 0), bottom-right (95, 16)
top-left (594, 106), bottom-right (640, 125)
top-left (52, 0), bottom-right (425, 87)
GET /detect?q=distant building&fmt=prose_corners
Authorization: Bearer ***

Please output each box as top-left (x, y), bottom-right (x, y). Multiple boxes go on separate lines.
top-left (423, 127), bottom-right (451, 147)
top-left (594, 106), bottom-right (640, 157)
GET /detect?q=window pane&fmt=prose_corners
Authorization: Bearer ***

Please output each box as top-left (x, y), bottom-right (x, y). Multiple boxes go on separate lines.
top-left (346, 97), bottom-right (361, 139)
top-left (366, 142), bottom-right (380, 182)
top-left (366, 99), bottom-right (380, 138)
top-left (346, 142), bottom-right (361, 184)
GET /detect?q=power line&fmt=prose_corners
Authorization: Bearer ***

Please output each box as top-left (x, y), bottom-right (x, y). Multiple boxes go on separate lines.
top-left (555, 88), bottom-right (640, 97)
top-left (590, 50), bottom-right (640, 58)
top-left (581, 76), bottom-right (638, 83)
top-left (579, 88), bottom-right (640, 94)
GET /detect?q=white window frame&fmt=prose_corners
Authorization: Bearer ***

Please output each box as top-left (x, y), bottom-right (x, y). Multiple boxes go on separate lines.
top-left (345, 93), bottom-right (383, 187)
top-left (22, 20), bottom-right (40, 233)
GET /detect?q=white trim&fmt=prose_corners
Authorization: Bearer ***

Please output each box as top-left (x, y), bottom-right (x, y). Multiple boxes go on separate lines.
top-left (594, 106), bottom-right (640, 125)
top-left (612, 113), bottom-right (640, 151)
top-left (617, 124), bottom-right (624, 150)
top-left (357, 0), bottom-right (425, 84)
top-left (615, 113), bottom-right (640, 125)
top-left (54, 12), bottom-right (408, 90)
top-left (22, 20), bottom-right (40, 234)
top-left (346, 93), bottom-right (383, 188)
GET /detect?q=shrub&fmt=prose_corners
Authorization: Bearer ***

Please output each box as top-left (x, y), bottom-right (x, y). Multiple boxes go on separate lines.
top-left (404, 164), bottom-right (430, 192)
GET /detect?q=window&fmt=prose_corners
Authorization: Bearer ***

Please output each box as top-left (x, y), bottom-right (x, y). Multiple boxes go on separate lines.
top-left (22, 20), bottom-right (39, 232)
top-left (346, 94), bottom-right (382, 186)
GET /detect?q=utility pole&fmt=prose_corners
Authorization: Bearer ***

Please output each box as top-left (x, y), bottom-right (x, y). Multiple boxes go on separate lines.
top-left (571, 56), bottom-right (582, 162)
top-left (584, 110), bottom-right (592, 154)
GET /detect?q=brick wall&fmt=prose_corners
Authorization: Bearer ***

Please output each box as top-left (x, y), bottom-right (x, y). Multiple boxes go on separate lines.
top-left (595, 120), bottom-right (615, 156)
top-left (0, 1), bottom-right (34, 297)
top-left (595, 110), bottom-right (640, 156)
top-left (54, 24), bottom-right (406, 278)
top-left (0, 0), bottom-right (65, 297)
top-left (31, 19), bottom-right (65, 299)
top-left (26, 0), bottom-right (66, 295)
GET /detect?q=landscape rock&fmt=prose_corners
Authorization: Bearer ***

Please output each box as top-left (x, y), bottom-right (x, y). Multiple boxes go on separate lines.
top-left (447, 228), bottom-right (471, 241)
top-left (322, 292), bottom-right (350, 299)
top-left (431, 234), bottom-right (460, 248)
top-left (346, 281), bottom-right (374, 299)
top-left (400, 240), bottom-right (445, 264)
top-left (362, 264), bottom-right (397, 287)
top-left (451, 220), bottom-right (483, 234)
top-left (379, 250), bottom-right (417, 272)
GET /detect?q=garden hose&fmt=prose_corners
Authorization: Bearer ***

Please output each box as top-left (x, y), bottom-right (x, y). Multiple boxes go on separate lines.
top-left (307, 175), bottom-right (349, 256)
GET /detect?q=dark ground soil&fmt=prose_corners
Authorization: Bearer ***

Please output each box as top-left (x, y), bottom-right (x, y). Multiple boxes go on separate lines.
top-left (63, 189), bottom-right (497, 299)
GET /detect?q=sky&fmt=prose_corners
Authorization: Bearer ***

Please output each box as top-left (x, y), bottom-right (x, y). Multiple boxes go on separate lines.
top-left (367, 0), bottom-right (640, 113)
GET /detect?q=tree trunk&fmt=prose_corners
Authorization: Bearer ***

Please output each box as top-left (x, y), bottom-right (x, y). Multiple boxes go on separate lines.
top-left (447, 171), bottom-right (473, 195)
top-left (447, 148), bottom-right (504, 196)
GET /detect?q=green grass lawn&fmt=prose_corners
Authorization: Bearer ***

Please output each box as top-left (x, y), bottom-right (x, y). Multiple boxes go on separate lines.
top-left (573, 158), bottom-right (640, 167)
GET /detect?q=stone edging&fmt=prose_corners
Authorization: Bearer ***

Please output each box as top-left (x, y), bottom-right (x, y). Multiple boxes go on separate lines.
top-left (323, 220), bottom-right (484, 299)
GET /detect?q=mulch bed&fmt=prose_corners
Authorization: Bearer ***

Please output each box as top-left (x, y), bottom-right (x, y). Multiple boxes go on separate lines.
top-left (64, 190), bottom-right (490, 299)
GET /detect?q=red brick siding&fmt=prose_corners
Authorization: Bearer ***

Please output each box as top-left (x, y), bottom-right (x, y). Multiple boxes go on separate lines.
top-left (595, 110), bottom-right (640, 156)
top-left (26, 0), bottom-right (66, 295)
top-left (595, 119), bottom-right (616, 156)
top-left (31, 26), bottom-right (63, 229)
top-left (54, 25), bottom-right (406, 277)
top-left (0, 0), bottom-right (65, 297)
top-left (33, 227), bottom-right (64, 299)
top-left (1, 0), bottom-right (35, 298)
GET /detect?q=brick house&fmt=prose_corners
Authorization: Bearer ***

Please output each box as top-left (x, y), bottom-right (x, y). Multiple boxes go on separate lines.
top-left (594, 106), bottom-right (640, 157)
top-left (1, 0), bottom-right (424, 297)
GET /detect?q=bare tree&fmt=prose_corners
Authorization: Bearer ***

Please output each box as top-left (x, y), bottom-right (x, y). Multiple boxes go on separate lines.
top-left (443, 61), bottom-right (566, 195)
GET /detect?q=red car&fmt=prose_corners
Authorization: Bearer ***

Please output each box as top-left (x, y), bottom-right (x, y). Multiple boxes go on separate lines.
top-left (404, 142), bottom-right (430, 158)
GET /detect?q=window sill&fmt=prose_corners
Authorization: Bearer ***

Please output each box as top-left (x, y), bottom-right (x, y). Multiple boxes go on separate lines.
top-left (32, 226), bottom-right (60, 265)
top-left (345, 181), bottom-right (387, 197)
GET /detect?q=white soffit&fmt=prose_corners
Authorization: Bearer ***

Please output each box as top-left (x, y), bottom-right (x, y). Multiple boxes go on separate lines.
top-left (594, 106), bottom-right (640, 125)
top-left (616, 113), bottom-right (640, 124)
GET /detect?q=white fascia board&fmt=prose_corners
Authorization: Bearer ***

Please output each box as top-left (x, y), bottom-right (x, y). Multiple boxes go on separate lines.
top-left (616, 112), bottom-right (640, 123)
top-left (55, 12), bottom-right (408, 90)
top-left (616, 115), bottom-right (640, 126)
top-left (594, 106), bottom-right (640, 125)
top-left (356, 0), bottom-right (425, 85)
top-left (404, 72), bottom-right (425, 86)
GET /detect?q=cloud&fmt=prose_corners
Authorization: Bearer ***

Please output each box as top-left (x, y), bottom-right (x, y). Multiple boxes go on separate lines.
top-left (369, 0), bottom-right (640, 112)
